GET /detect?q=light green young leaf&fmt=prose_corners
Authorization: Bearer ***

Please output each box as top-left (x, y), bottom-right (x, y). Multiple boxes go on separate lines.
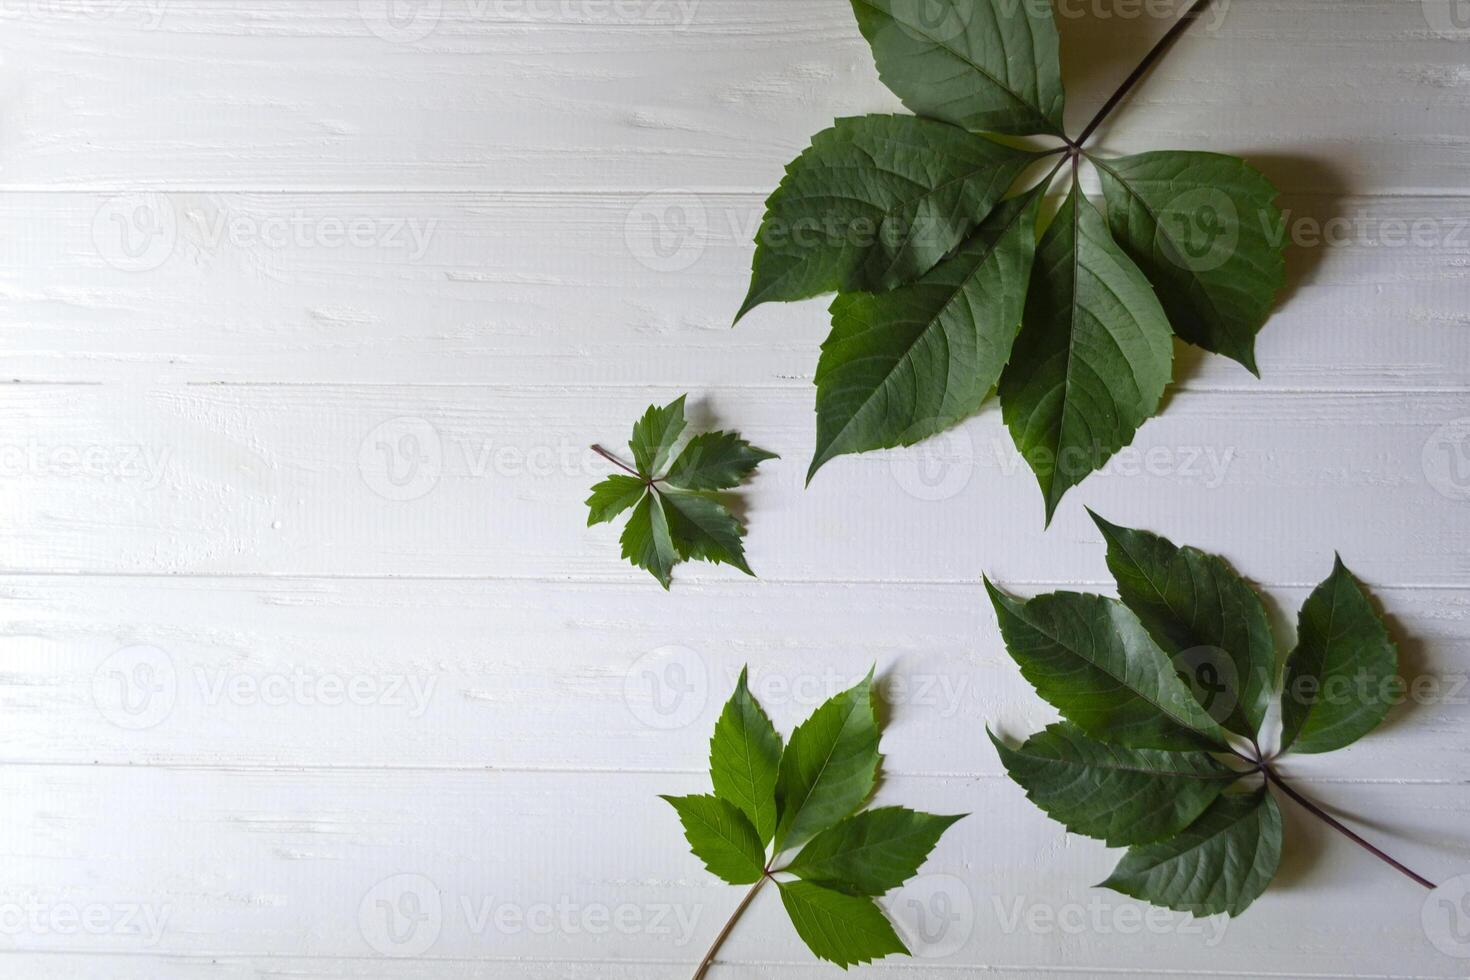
top-left (1280, 557), bottom-right (1399, 755)
top-left (778, 880), bottom-right (909, 968)
top-left (661, 794), bottom-right (767, 885)
top-left (985, 581), bottom-right (1229, 752)
top-left (775, 671), bottom-right (881, 852)
top-left (849, 0), bottom-right (1065, 136)
top-left (665, 432), bottom-right (778, 492)
top-left (998, 185), bottom-right (1174, 524)
top-left (629, 396), bottom-right (688, 477)
top-left (1101, 789), bottom-right (1283, 917)
top-left (738, 115), bottom-right (1034, 319)
top-left (784, 806), bottom-right (964, 896)
top-left (1091, 512), bottom-right (1276, 739)
top-left (621, 493), bottom-right (678, 590)
top-left (809, 188), bottom-right (1043, 481)
top-left (711, 667), bottom-right (784, 846)
top-left (585, 475), bottom-right (647, 527)
top-left (990, 723), bottom-right (1237, 847)
top-left (1095, 151), bottom-right (1286, 375)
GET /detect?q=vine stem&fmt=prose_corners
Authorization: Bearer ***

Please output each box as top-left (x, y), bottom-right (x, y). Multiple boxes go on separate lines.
top-left (1261, 764), bottom-right (1436, 890)
top-left (691, 874), bottom-right (770, 980)
top-left (1074, 0), bottom-right (1220, 149)
top-left (590, 444), bottom-right (642, 478)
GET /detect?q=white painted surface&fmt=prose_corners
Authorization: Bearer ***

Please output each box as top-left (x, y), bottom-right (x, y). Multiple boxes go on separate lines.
top-left (2, 1), bottom-right (1469, 977)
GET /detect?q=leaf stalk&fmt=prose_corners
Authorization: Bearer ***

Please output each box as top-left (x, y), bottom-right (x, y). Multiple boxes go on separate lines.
top-left (691, 872), bottom-right (771, 980)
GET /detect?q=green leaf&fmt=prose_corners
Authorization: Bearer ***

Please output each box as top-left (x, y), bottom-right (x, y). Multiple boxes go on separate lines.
top-left (1101, 789), bottom-right (1283, 917)
top-left (809, 187), bottom-right (1043, 480)
top-left (1091, 512), bottom-right (1276, 739)
top-left (629, 395), bottom-right (688, 477)
top-left (998, 185), bottom-right (1175, 524)
top-left (1095, 151), bottom-right (1286, 375)
top-left (661, 794), bottom-right (767, 885)
top-left (621, 493), bottom-right (678, 590)
top-left (985, 581), bottom-right (1229, 752)
top-left (1280, 557), bottom-right (1399, 755)
top-left (784, 806), bottom-right (964, 896)
top-left (711, 667), bottom-right (784, 846)
top-left (585, 475), bottom-right (647, 527)
top-left (661, 490), bottom-right (753, 577)
top-left (778, 880), bottom-right (908, 968)
top-left (737, 115), bottom-right (1034, 319)
top-left (775, 671), bottom-right (881, 852)
top-left (665, 432), bottom-right (778, 492)
top-left (849, 0), bottom-right (1065, 136)
top-left (990, 723), bottom-right (1237, 847)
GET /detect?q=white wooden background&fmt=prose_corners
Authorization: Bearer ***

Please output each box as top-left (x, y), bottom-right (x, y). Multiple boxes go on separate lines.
top-left (2, 0), bottom-right (1470, 976)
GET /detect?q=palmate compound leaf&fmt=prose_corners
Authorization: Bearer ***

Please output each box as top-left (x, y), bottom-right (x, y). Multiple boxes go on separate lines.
top-left (998, 184), bottom-right (1175, 525)
top-left (586, 396), bottom-right (777, 589)
top-left (1095, 150), bottom-right (1287, 375)
top-left (710, 667), bottom-right (784, 847)
top-left (783, 806), bottom-right (965, 895)
top-left (775, 670), bottom-right (881, 852)
top-left (849, 0), bottom-right (1066, 137)
top-left (1091, 512), bottom-right (1276, 740)
top-left (1280, 557), bottom-right (1400, 755)
top-left (661, 794), bottom-right (767, 885)
top-left (990, 723), bottom-right (1238, 847)
top-left (808, 185), bottom-right (1044, 481)
top-left (1100, 788), bottom-right (1284, 917)
top-left (985, 580), bottom-right (1230, 752)
top-left (778, 880), bottom-right (909, 969)
top-left (737, 114), bottom-right (1036, 320)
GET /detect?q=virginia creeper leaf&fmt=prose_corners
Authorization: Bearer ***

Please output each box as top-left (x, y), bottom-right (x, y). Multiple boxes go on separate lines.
top-left (985, 581), bottom-right (1229, 751)
top-left (775, 671), bottom-right (881, 852)
top-left (778, 880), bottom-right (909, 968)
top-left (998, 185), bottom-right (1175, 524)
top-left (630, 395), bottom-right (688, 476)
top-left (585, 474), bottom-right (647, 527)
top-left (661, 490), bottom-right (754, 576)
top-left (1279, 557), bottom-right (1399, 755)
top-left (1100, 789), bottom-right (1283, 917)
top-left (665, 432), bottom-right (778, 492)
top-left (1095, 150), bottom-right (1286, 375)
top-left (1091, 511), bottom-right (1276, 738)
top-left (710, 667), bottom-right (784, 846)
top-left (989, 723), bottom-right (1237, 846)
top-left (621, 493), bottom-right (678, 590)
top-left (661, 794), bottom-right (767, 885)
top-left (809, 187), bottom-right (1044, 480)
top-left (849, 0), bottom-right (1065, 136)
top-left (784, 806), bottom-right (965, 896)
top-left (737, 115), bottom-right (1034, 319)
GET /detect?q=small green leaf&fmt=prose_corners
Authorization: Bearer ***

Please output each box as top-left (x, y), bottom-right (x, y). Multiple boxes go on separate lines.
top-left (985, 581), bottom-right (1229, 752)
top-left (998, 185), bottom-right (1174, 524)
top-left (1095, 151), bottom-right (1286, 375)
top-left (661, 490), bottom-right (753, 577)
top-left (775, 671), bottom-right (881, 852)
top-left (1091, 512), bottom-right (1276, 738)
top-left (990, 723), bottom-right (1236, 846)
top-left (809, 188), bottom-right (1043, 480)
top-left (585, 475), bottom-right (647, 527)
top-left (711, 667), bottom-right (784, 846)
top-left (778, 880), bottom-right (908, 968)
top-left (629, 395), bottom-right (688, 477)
top-left (661, 794), bottom-right (767, 885)
top-left (665, 432), bottom-right (778, 492)
top-left (621, 493), bottom-right (678, 590)
top-left (1101, 789), bottom-right (1283, 917)
top-left (738, 115), bottom-right (1034, 318)
top-left (784, 806), bottom-right (964, 896)
top-left (1280, 557), bottom-right (1399, 755)
top-left (849, 0), bottom-right (1065, 136)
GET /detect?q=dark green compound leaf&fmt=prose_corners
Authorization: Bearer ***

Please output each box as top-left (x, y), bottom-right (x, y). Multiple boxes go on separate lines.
top-left (585, 474), bottom-right (647, 527)
top-left (778, 880), bottom-right (909, 969)
top-left (1101, 789), bottom-right (1283, 917)
top-left (661, 794), bottom-right (767, 885)
top-left (710, 667), bottom-right (784, 846)
top-left (661, 490), bottom-right (754, 576)
top-left (998, 185), bottom-right (1174, 525)
top-left (985, 581), bottom-right (1229, 752)
top-left (775, 671), bottom-right (882, 852)
top-left (990, 723), bottom-right (1237, 847)
top-left (1091, 512), bottom-right (1276, 739)
top-left (629, 395), bottom-right (688, 477)
top-left (1095, 151), bottom-right (1286, 375)
top-left (784, 807), bottom-right (965, 896)
top-left (1280, 557), bottom-right (1400, 755)
top-left (621, 492), bottom-right (678, 590)
top-left (809, 187), bottom-right (1044, 481)
top-left (849, 0), bottom-right (1065, 136)
top-left (738, 114), bottom-right (1035, 319)
top-left (665, 432), bottom-right (778, 492)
